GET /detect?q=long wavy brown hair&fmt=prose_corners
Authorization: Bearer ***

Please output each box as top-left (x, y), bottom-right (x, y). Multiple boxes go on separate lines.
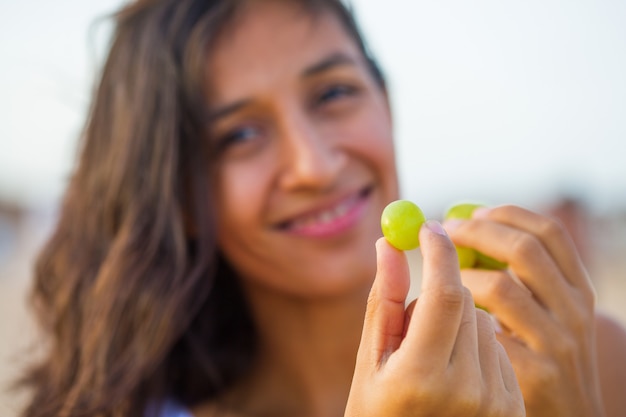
top-left (17, 0), bottom-right (385, 416)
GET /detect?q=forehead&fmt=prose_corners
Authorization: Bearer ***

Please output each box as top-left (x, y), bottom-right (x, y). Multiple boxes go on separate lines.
top-left (206, 1), bottom-right (363, 103)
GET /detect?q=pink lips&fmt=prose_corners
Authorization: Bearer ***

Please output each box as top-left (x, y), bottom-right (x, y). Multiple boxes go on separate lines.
top-left (279, 188), bottom-right (371, 238)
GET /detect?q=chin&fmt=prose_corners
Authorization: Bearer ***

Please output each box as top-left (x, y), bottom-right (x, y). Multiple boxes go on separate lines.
top-left (300, 249), bottom-right (378, 298)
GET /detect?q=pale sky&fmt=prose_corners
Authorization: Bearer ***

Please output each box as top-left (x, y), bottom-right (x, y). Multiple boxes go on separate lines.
top-left (2, 0), bottom-right (625, 215)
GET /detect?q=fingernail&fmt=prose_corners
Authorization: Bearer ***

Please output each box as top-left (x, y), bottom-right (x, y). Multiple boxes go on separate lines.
top-left (425, 219), bottom-right (447, 236)
top-left (472, 207), bottom-right (492, 218)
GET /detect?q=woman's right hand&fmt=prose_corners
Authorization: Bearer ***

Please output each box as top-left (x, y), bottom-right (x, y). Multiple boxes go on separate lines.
top-left (344, 220), bottom-right (525, 417)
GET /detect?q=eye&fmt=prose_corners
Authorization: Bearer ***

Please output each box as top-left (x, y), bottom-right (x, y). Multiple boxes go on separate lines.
top-left (316, 84), bottom-right (358, 106)
top-left (217, 125), bottom-right (262, 151)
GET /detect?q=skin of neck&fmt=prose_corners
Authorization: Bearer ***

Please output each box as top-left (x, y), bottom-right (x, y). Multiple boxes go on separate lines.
top-left (222, 280), bottom-right (371, 417)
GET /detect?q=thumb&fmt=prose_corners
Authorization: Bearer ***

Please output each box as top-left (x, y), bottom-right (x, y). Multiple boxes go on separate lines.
top-left (400, 220), bottom-right (467, 361)
top-left (359, 237), bottom-right (411, 366)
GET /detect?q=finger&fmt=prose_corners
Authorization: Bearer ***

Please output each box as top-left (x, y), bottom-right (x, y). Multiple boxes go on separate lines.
top-left (445, 216), bottom-right (575, 319)
top-left (460, 268), bottom-right (559, 352)
top-left (449, 285), bottom-right (480, 371)
top-left (474, 309), bottom-right (521, 396)
top-left (495, 332), bottom-right (534, 390)
top-left (402, 220), bottom-right (465, 368)
top-left (359, 237), bottom-right (411, 365)
top-left (495, 337), bottom-right (524, 397)
top-left (475, 205), bottom-right (593, 296)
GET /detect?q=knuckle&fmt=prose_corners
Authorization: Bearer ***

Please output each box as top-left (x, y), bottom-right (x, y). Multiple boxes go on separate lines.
top-left (511, 233), bottom-right (541, 260)
top-left (492, 204), bottom-right (517, 219)
top-left (432, 284), bottom-right (466, 309)
top-left (537, 215), bottom-right (565, 241)
top-left (551, 332), bottom-right (579, 359)
top-left (484, 271), bottom-right (522, 302)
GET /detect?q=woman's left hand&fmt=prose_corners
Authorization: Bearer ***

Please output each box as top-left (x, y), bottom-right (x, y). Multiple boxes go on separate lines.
top-left (444, 205), bottom-right (606, 417)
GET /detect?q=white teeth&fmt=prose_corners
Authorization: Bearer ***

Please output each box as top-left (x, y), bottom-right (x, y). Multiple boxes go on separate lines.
top-left (291, 196), bottom-right (357, 229)
top-left (320, 211), bottom-right (334, 223)
top-left (336, 202), bottom-right (349, 217)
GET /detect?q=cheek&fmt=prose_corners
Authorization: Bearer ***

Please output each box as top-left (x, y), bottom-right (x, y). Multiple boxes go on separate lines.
top-left (214, 160), bottom-right (272, 239)
top-left (347, 104), bottom-right (397, 179)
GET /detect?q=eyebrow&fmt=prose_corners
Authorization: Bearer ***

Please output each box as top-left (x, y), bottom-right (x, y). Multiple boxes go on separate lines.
top-left (302, 52), bottom-right (357, 77)
top-left (207, 99), bottom-right (251, 122)
top-left (207, 52), bottom-right (357, 122)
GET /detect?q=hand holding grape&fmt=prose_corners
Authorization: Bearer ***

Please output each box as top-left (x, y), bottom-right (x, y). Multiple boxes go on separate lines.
top-left (344, 201), bottom-right (525, 417)
top-left (444, 204), bottom-right (606, 416)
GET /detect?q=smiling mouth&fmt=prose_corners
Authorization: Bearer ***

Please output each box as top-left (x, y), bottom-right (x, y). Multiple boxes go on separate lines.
top-left (276, 186), bottom-right (373, 236)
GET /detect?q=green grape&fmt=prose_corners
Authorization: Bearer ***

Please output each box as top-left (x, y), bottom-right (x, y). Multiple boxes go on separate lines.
top-left (455, 246), bottom-right (477, 269)
top-left (444, 201), bottom-right (485, 220)
top-left (380, 200), bottom-right (426, 251)
top-left (475, 252), bottom-right (508, 270)
top-left (444, 201), bottom-right (508, 270)
top-left (474, 302), bottom-right (490, 313)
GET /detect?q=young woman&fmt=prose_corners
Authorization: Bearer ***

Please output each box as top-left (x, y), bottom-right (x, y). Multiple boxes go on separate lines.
top-left (18, 0), bottom-right (626, 416)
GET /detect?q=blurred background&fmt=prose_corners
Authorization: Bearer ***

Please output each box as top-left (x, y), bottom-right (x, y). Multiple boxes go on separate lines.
top-left (1, 0), bottom-right (625, 415)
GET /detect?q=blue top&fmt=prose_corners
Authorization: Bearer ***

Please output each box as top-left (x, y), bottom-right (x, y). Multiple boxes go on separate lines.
top-left (146, 400), bottom-right (193, 417)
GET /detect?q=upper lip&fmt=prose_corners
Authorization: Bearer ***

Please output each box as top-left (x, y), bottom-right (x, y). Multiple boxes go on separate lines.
top-left (272, 185), bottom-right (373, 230)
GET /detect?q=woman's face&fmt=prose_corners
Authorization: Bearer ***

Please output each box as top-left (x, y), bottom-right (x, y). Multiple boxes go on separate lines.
top-left (206, 0), bottom-right (399, 298)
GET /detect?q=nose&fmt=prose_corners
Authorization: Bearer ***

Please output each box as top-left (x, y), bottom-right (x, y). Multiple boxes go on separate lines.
top-left (277, 113), bottom-right (347, 191)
